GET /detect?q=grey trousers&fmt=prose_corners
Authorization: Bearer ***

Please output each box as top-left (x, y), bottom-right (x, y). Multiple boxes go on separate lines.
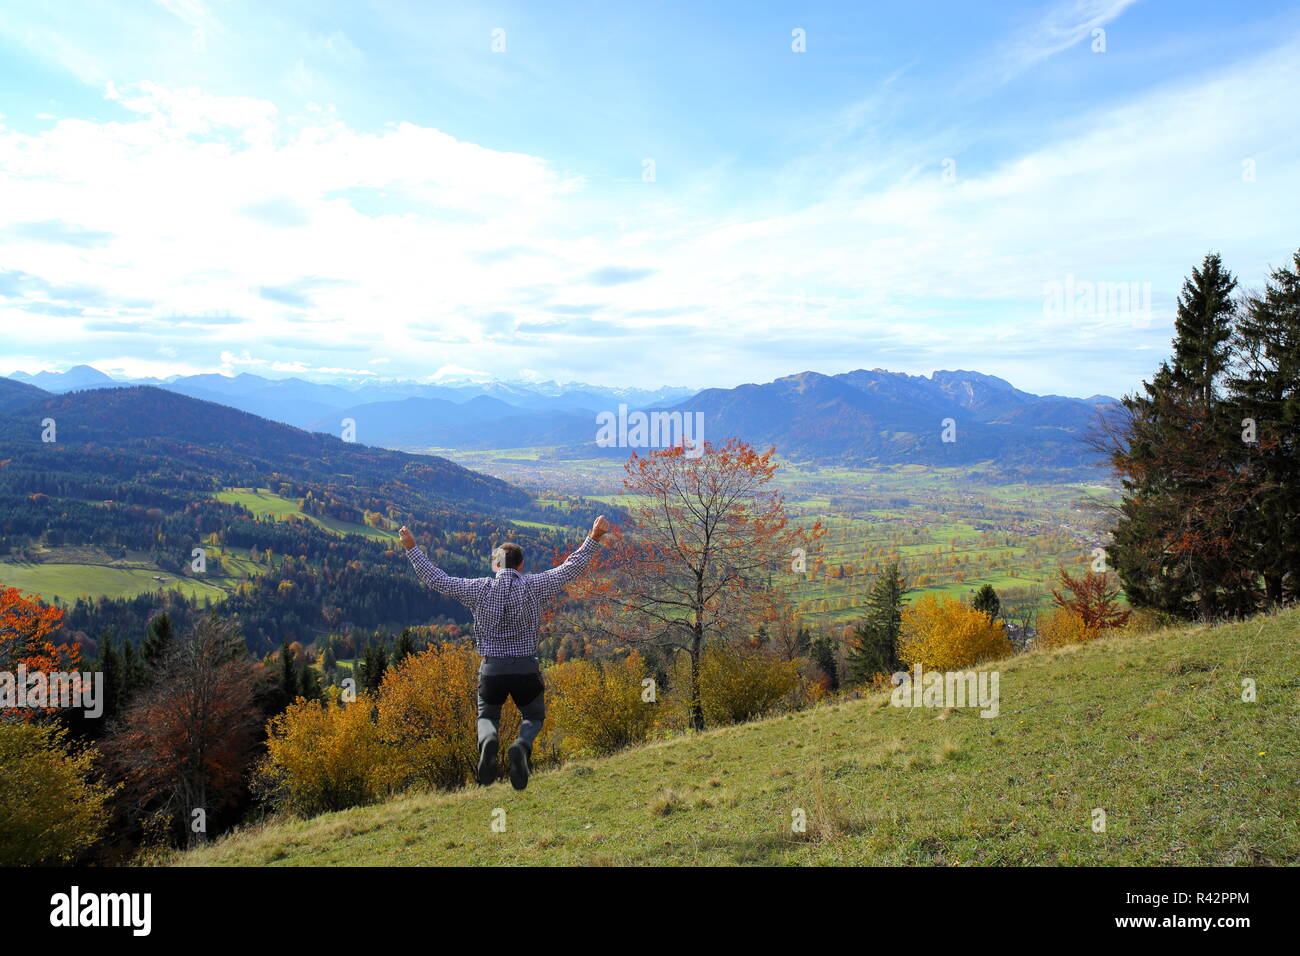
top-left (477, 656), bottom-right (545, 748)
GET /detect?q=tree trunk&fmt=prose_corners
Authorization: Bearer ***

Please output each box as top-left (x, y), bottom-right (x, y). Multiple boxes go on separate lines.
top-left (689, 629), bottom-right (704, 732)
top-left (1264, 573), bottom-right (1283, 607)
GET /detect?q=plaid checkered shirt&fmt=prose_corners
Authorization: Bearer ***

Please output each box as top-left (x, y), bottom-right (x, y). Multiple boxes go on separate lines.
top-left (406, 535), bottom-right (600, 657)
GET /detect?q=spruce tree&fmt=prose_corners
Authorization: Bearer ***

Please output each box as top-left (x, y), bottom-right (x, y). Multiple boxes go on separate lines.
top-left (1107, 253), bottom-right (1250, 620)
top-left (809, 634), bottom-right (839, 692)
top-left (279, 641), bottom-right (299, 703)
top-left (121, 640), bottom-right (147, 698)
top-left (846, 563), bottom-right (908, 684)
top-left (142, 612), bottom-right (175, 671)
top-left (1170, 252), bottom-right (1238, 414)
top-left (299, 660), bottom-right (324, 702)
top-left (971, 584), bottom-right (1001, 621)
top-left (1227, 247), bottom-right (1300, 605)
top-left (360, 643), bottom-right (388, 695)
top-left (392, 627), bottom-right (416, 667)
top-left (98, 633), bottom-right (124, 724)
top-left (321, 639), bottom-right (338, 685)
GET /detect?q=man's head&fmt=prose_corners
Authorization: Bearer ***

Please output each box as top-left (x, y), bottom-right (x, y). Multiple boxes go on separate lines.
top-left (492, 542), bottom-right (524, 572)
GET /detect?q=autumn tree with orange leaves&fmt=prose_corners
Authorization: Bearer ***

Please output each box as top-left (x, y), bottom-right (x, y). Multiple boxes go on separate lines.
top-left (101, 614), bottom-right (259, 847)
top-left (1050, 566), bottom-right (1131, 631)
top-left (567, 440), bottom-right (822, 731)
top-left (0, 587), bottom-right (80, 721)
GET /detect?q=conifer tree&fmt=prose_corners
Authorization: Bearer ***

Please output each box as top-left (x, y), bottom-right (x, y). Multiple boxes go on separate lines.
top-left (846, 563), bottom-right (908, 684)
top-left (360, 642), bottom-right (388, 695)
top-left (1106, 253), bottom-right (1250, 620)
top-left (392, 627), bottom-right (416, 667)
top-left (1170, 252), bottom-right (1238, 413)
top-left (971, 584), bottom-right (1001, 621)
top-left (279, 640), bottom-right (299, 703)
top-left (1227, 248), bottom-right (1300, 605)
top-left (809, 634), bottom-right (839, 692)
top-left (97, 632), bottom-right (124, 724)
top-left (142, 612), bottom-right (175, 671)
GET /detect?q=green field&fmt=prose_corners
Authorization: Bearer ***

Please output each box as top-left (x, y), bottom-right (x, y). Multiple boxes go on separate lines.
top-left (178, 607), bottom-right (1300, 866)
top-left (0, 559), bottom-right (229, 603)
top-left (0, 537), bottom-right (274, 606)
top-left (215, 488), bottom-right (397, 542)
top-left (505, 518), bottom-right (570, 533)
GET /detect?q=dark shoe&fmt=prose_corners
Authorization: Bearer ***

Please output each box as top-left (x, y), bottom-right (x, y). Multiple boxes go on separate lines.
top-left (508, 740), bottom-right (531, 791)
top-left (476, 735), bottom-right (499, 786)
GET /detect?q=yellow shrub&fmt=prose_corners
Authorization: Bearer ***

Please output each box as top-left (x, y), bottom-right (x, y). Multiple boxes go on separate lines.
top-left (376, 644), bottom-right (558, 789)
top-left (1122, 607), bottom-right (1170, 636)
top-left (546, 652), bottom-right (657, 757)
top-left (1036, 608), bottom-right (1101, 649)
top-left (0, 722), bottom-right (115, 865)
top-left (898, 594), bottom-right (1012, 670)
top-left (375, 643), bottom-right (479, 790)
top-left (257, 692), bottom-right (401, 816)
top-left (684, 646), bottom-right (799, 727)
top-left (799, 666), bottom-right (832, 706)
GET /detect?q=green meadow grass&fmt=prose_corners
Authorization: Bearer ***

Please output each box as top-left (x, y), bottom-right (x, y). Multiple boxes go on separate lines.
top-left (178, 607), bottom-right (1300, 867)
top-left (506, 518), bottom-right (571, 533)
top-left (215, 488), bottom-right (395, 542)
top-left (0, 560), bottom-right (228, 603)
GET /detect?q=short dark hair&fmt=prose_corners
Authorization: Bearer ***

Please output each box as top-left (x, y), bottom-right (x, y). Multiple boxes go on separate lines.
top-left (497, 542), bottom-right (523, 570)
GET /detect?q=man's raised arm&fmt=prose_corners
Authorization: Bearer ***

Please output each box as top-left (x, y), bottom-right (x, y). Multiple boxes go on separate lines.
top-left (530, 515), bottom-right (610, 601)
top-left (399, 526), bottom-right (483, 608)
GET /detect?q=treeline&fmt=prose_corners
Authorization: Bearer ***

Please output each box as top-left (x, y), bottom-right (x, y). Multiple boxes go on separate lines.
top-left (1104, 249), bottom-right (1300, 618)
top-left (51, 551), bottom-right (470, 657)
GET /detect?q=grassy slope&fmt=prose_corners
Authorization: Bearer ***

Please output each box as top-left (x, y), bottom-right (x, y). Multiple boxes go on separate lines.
top-left (180, 609), bottom-right (1300, 867)
top-left (214, 488), bottom-right (396, 542)
top-left (0, 542), bottom-right (273, 604)
top-left (0, 560), bottom-right (229, 603)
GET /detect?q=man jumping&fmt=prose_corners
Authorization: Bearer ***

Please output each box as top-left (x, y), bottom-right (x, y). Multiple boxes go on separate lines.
top-left (398, 515), bottom-right (611, 790)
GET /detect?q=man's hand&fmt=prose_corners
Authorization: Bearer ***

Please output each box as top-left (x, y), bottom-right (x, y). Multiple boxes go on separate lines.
top-left (398, 526), bottom-right (416, 551)
top-left (591, 515), bottom-right (611, 541)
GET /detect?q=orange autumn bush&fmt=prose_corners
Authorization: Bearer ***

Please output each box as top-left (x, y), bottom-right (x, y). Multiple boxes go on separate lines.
top-left (259, 643), bottom-right (566, 813)
top-left (1035, 608), bottom-right (1101, 649)
top-left (376, 642), bottom-right (558, 790)
top-left (546, 652), bottom-right (657, 756)
top-left (0, 587), bottom-right (81, 720)
top-left (0, 722), bottom-right (115, 865)
top-left (374, 642), bottom-right (480, 791)
top-left (897, 594), bottom-right (1012, 670)
top-left (257, 692), bottom-right (401, 816)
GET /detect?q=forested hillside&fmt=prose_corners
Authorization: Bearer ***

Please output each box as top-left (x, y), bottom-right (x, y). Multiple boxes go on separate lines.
top-left (0, 386), bottom-right (602, 652)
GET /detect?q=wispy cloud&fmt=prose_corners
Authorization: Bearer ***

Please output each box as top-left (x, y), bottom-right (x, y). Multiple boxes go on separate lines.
top-left (996, 0), bottom-right (1141, 82)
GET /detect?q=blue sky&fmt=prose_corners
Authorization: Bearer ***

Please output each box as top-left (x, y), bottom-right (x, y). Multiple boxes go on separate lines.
top-left (1, 0), bottom-right (1299, 397)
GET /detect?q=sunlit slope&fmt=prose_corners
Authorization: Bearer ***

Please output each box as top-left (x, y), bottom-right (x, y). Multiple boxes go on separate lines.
top-left (180, 608), bottom-right (1300, 866)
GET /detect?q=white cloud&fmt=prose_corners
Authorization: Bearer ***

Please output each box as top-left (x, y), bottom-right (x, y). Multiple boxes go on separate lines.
top-left (2, 26), bottom-right (1298, 399)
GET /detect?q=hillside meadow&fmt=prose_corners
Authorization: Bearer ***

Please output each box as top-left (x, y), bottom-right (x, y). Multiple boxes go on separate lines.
top-left (176, 607), bottom-right (1299, 867)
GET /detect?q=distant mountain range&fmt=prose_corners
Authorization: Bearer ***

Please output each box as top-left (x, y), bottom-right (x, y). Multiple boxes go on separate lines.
top-left (668, 369), bottom-right (1120, 473)
top-left (4, 365), bottom-right (692, 429)
top-left (2, 365), bottom-right (1121, 474)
